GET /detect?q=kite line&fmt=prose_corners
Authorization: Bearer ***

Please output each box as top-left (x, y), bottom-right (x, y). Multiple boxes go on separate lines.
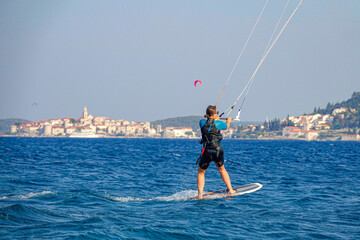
top-left (216, 0), bottom-right (303, 120)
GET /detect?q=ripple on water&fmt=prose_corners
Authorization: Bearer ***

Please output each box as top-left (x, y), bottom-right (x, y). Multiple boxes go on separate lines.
top-left (0, 138), bottom-right (359, 239)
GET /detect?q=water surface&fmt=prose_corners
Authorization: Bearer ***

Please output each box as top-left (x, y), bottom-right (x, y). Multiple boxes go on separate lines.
top-left (0, 138), bottom-right (359, 239)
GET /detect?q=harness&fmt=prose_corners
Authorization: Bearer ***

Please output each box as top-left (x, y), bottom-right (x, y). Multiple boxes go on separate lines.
top-left (196, 119), bottom-right (223, 165)
top-left (200, 118), bottom-right (223, 149)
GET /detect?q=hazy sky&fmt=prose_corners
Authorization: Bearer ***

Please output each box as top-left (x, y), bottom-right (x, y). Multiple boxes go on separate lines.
top-left (1, 0), bottom-right (359, 122)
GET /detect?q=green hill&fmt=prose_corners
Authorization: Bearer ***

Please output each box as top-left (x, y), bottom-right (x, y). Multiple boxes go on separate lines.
top-left (151, 116), bottom-right (261, 131)
top-left (313, 91), bottom-right (360, 129)
top-left (313, 92), bottom-right (360, 115)
top-left (151, 116), bottom-right (203, 131)
top-left (0, 118), bottom-right (31, 134)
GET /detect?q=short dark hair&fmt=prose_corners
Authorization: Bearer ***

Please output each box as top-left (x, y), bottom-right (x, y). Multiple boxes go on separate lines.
top-left (204, 105), bottom-right (217, 118)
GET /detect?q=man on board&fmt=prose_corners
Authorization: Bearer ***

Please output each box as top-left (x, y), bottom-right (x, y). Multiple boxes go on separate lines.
top-left (197, 105), bottom-right (235, 199)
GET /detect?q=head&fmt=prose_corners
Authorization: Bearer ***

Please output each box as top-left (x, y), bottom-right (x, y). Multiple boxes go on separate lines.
top-left (204, 105), bottom-right (219, 119)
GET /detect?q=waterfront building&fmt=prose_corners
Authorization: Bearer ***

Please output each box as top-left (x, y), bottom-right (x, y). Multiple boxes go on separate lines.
top-left (156, 125), bottom-right (162, 134)
top-left (302, 130), bottom-right (318, 141)
top-left (52, 126), bottom-right (65, 136)
top-left (8, 106), bottom-right (194, 139)
top-left (162, 127), bottom-right (195, 138)
top-left (44, 124), bottom-right (52, 136)
top-left (283, 126), bottom-right (302, 138)
top-left (10, 125), bottom-right (18, 134)
top-left (341, 134), bottom-right (360, 141)
top-left (65, 127), bottom-right (76, 135)
top-left (107, 125), bottom-right (117, 134)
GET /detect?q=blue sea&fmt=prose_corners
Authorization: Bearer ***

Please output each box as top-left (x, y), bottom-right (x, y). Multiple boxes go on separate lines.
top-left (0, 138), bottom-right (359, 239)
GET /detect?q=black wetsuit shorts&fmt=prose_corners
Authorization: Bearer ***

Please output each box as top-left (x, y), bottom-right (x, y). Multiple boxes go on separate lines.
top-left (198, 145), bottom-right (224, 170)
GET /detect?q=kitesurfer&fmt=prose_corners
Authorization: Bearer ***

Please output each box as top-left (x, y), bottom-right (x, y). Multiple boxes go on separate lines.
top-left (197, 105), bottom-right (235, 199)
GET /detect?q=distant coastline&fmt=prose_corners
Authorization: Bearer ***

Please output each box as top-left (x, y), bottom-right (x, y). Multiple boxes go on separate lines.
top-left (2, 92), bottom-right (360, 141)
top-left (2, 107), bottom-right (359, 141)
top-left (0, 134), bottom-right (356, 142)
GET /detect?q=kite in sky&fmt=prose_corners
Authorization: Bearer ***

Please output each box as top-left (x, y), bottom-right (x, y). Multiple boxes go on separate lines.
top-left (194, 80), bottom-right (203, 87)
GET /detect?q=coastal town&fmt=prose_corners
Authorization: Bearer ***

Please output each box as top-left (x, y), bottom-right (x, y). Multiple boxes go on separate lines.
top-left (9, 107), bottom-right (197, 139)
top-left (235, 107), bottom-right (359, 141)
top-left (280, 107), bottom-right (357, 140)
top-left (7, 106), bottom-right (359, 141)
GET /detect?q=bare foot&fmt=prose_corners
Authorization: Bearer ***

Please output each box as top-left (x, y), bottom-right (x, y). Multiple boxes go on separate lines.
top-left (197, 194), bottom-right (203, 199)
top-left (228, 188), bottom-right (236, 194)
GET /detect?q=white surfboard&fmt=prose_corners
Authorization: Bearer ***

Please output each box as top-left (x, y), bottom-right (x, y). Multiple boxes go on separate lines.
top-left (190, 183), bottom-right (262, 200)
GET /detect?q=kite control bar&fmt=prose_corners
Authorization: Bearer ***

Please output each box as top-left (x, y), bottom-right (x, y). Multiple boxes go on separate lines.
top-left (219, 117), bottom-right (240, 121)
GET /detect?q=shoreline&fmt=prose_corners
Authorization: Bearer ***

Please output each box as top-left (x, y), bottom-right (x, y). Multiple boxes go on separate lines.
top-left (1, 135), bottom-right (356, 142)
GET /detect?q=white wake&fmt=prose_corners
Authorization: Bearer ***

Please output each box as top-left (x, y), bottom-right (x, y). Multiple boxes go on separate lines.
top-left (0, 191), bottom-right (54, 200)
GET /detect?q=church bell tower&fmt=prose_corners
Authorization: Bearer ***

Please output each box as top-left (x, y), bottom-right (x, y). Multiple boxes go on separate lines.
top-left (83, 106), bottom-right (88, 119)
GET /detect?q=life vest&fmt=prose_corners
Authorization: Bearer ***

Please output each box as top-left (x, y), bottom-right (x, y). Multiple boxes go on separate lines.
top-left (201, 118), bottom-right (223, 149)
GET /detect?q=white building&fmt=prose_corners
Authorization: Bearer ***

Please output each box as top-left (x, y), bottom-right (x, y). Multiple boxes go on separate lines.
top-left (52, 126), bottom-right (65, 136)
top-left (162, 127), bottom-right (194, 138)
top-left (302, 130), bottom-right (318, 141)
top-left (332, 107), bottom-right (348, 115)
top-left (66, 127), bottom-right (76, 135)
top-left (44, 124), bottom-right (52, 136)
top-left (107, 125), bottom-right (117, 134)
top-left (82, 126), bottom-right (96, 133)
top-left (10, 125), bottom-right (18, 134)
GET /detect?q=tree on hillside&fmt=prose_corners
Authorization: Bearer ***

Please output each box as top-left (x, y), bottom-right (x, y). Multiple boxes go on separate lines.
top-left (348, 92), bottom-right (360, 110)
top-left (333, 115), bottom-right (345, 129)
top-left (264, 120), bottom-right (269, 131)
top-left (307, 92), bottom-right (360, 129)
top-left (268, 118), bottom-right (281, 131)
top-left (284, 114), bottom-right (294, 127)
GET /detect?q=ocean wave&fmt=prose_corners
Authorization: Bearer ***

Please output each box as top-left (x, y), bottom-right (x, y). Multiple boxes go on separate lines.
top-left (170, 153), bottom-right (182, 157)
top-left (103, 194), bottom-right (145, 202)
top-left (0, 191), bottom-right (54, 200)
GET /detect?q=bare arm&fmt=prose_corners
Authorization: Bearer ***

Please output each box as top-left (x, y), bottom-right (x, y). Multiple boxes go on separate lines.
top-left (226, 117), bottom-right (232, 129)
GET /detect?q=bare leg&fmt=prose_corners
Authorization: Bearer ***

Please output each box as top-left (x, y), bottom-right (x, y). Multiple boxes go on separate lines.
top-left (217, 165), bottom-right (235, 193)
top-left (197, 167), bottom-right (206, 199)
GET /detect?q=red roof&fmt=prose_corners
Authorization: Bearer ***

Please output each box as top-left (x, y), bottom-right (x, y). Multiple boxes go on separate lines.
top-left (285, 127), bottom-right (301, 130)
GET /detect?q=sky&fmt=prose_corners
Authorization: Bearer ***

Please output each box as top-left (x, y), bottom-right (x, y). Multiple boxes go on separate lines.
top-left (0, 0), bottom-right (359, 122)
